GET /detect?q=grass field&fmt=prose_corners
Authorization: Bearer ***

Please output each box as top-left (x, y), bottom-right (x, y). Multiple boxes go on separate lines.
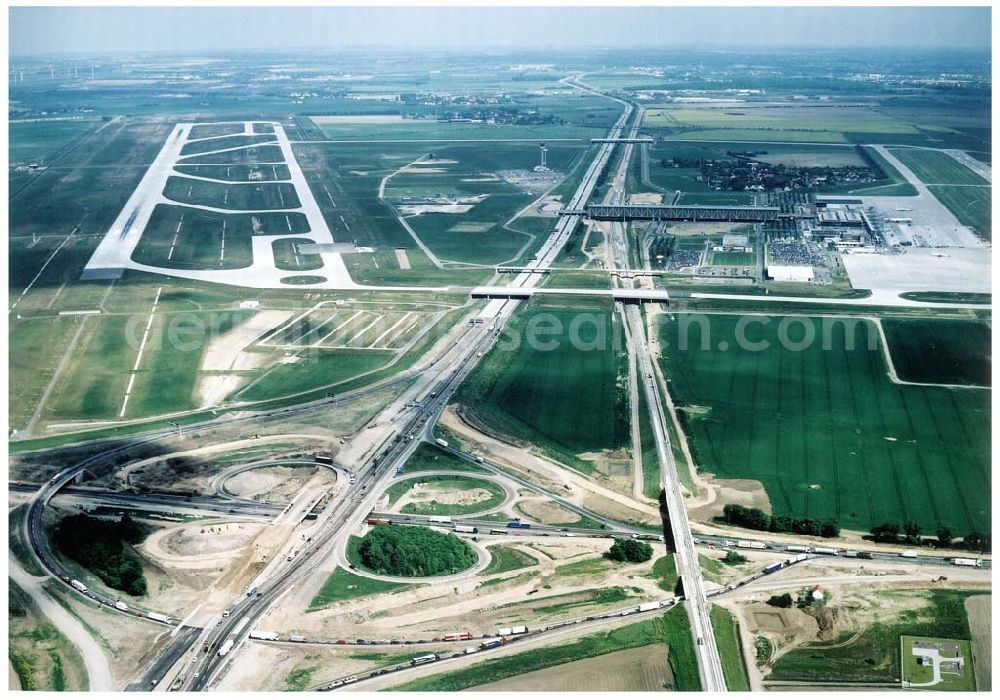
top-left (132, 204), bottom-right (254, 270)
top-left (887, 148), bottom-right (990, 186)
top-left (306, 567), bottom-right (412, 611)
top-left (768, 590), bottom-right (976, 685)
top-left (8, 579), bottom-right (89, 691)
top-left (882, 318), bottom-right (991, 387)
top-left (163, 176), bottom-right (300, 211)
top-left (659, 313), bottom-right (990, 533)
top-left (645, 107), bottom-right (919, 137)
top-left (177, 144), bottom-right (284, 165)
top-left (481, 545), bottom-right (540, 576)
top-left (927, 184), bottom-right (991, 240)
top-left (710, 251), bottom-right (756, 267)
top-left (389, 605), bottom-right (701, 691)
top-left (453, 299), bottom-right (630, 474)
top-left (173, 163), bottom-right (291, 182)
top-left (400, 443), bottom-right (486, 474)
top-left (712, 606), bottom-right (751, 691)
top-left (385, 474), bottom-right (506, 516)
top-left (272, 238), bottom-right (324, 272)
top-left (239, 350), bottom-right (394, 402)
top-left (179, 133), bottom-right (277, 156)
top-left (650, 555), bottom-right (678, 593)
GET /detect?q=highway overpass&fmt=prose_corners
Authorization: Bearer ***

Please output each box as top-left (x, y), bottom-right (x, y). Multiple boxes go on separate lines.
top-left (470, 286), bottom-right (670, 304)
top-left (584, 203), bottom-right (780, 222)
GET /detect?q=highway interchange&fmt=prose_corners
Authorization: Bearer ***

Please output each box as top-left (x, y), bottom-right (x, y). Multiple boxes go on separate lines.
top-left (11, 79), bottom-right (991, 693)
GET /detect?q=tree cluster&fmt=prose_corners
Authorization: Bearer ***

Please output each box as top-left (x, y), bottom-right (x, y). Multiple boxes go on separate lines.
top-left (722, 504), bottom-right (840, 538)
top-left (605, 538), bottom-right (654, 563)
top-left (870, 521), bottom-right (991, 552)
top-left (766, 593), bottom-right (793, 609)
top-left (357, 525), bottom-right (477, 577)
top-left (53, 513), bottom-right (149, 596)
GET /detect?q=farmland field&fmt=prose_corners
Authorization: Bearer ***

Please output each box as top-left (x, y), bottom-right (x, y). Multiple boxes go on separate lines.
top-left (645, 107), bottom-right (920, 136)
top-left (712, 606), bottom-right (751, 691)
top-left (659, 313), bottom-right (990, 533)
top-left (887, 148), bottom-right (990, 185)
top-left (927, 184), bottom-right (991, 239)
top-left (453, 298), bottom-right (631, 473)
top-left (882, 318), bottom-right (991, 387)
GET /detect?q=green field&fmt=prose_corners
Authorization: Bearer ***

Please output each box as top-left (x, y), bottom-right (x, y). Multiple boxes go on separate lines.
top-left (132, 204), bottom-right (254, 270)
top-left (453, 299), bottom-right (630, 473)
top-left (711, 606), bottom-right (751, 691)
top-left (481, 545), bottom-right (540, 576)
top-left (163, 176), bottom-right (300, 211)
top-left (650, 555), bottom-right (678, 593)
top-left (385, 475), bottom-right (506, 516)
top-left (900, 636), bottom-right (976, 691)
top-left (646, 107), bottom-right (919, 137)
top-left (882, 318), bottom-right (991, 387)
top-left (660, 313), bottom-right (990, 533)
top-left (389, 605), bottom-right (701, 691)
top-left (173, 163), bottom-right (291, 182)
top-left (239, 350), bottom-right (394, 402)
top-left (9, 579), bottom-right (89, 691)
top-left (768, 590), bottom-right (976, 685)
top-left (399, 443), bottom-right (486, 474)
top-left (887, 148), bottom-right (989, 186)
top-left (177, 144), bottom-right (284, 165)
top-left (272, 238), bottom-right (323, 271)
top-left (179, 133), bottom-right (277, 156)
top-left (307, 567), bottom-right (412, 611)
top-left (710, 251), bottom-right (756, 267)
top-left (927, 184), bottom-right (991, 239)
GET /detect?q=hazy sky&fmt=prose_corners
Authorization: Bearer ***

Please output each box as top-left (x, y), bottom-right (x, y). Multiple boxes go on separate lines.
top-left (9, 6), bottom-right (992, 56)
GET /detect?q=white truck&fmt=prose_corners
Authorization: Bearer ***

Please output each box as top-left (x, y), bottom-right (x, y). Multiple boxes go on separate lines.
top-left (70, 579), bottom-right (88, 593)
top-left (454, 525), bottom-right (477, 534)
top-left (147, 612), bottom-right (173, 625)
top-left (952, 557), bottom-right (983, 568)
top-left (900, 550), bottom-right (919, 559)
top-left (428, 515), bottom-right (453, 524)
top-left (435, 438), bottom-right (449, 448)
top-left (218, 639), bottom-right (235, 657)
top-left (638, 601), bottom-right (662, 613)
top-left (510, 625), bottom-right (527, 635)
top-left (114, 601), bottom-right (129, 612)
top-left (737, 540), bottom-right (766, 550)
top-left (786, 545), bottom-right (812, 554)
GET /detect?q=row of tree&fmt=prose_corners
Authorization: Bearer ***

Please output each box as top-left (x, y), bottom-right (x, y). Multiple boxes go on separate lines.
top-left (870, 522), bottom-right (991, 552)
top-left (721, 504), bottom-right (840, 538)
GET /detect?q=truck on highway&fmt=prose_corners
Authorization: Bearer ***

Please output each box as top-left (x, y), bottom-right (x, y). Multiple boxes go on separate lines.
top-left (737, 540), bottom-right (767, 550)
top-left (428, 515), bottom-right (453, 524)
top-left (114, 601), bottom-right (129, 612)
top-left (506, 521), bottom-right (531, 529)
top-left (762, 562), bottom-right (783, 574)
top-left (489, 529), bottom-right (508, 535)
top-left (435, 438), bottom-right (449, 448)
top-left (952, 558), bottom-right (982, 568)
top-left (411, 654), bottom-right (438, 666)
top-left (367, 518), bottom-right (391, 526)
top-left (454, 525), bottom-right (478, 534)
top-left (785, 545), bottom-right (812, 553)
top-left (289, 635), bottom-right (306, 642)
top-left (900, 550), bottom-right (919, 559)
top-left (218, 639), bottom-right (235, 657)
top-left (813, 547), bottom-right (838, 556)
top-left (857, 551), bottom-right (874, 560)
top-left (637, 534), bottom-right (664, 542)
top-left (638, 601), bottom-right (662, 612)
top-left (463, 646), bottom-right (479, 655)
top-left (70, 580), bottom-right (88, 593)
top-left (147, 612), bottom-right (173, 625)
top-left (497, 627), bottom-right (512, 636)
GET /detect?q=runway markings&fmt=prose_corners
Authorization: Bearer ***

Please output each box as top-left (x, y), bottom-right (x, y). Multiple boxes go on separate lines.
top-left (220, 220), bottom-right (227, 262)
top-left (167, 216), bottom-right (184, 261)
top-left (323, 185), bottom-right (336, 207)
top-left (339, 214), bottom-right (350, 231)
top-left (9, 228), bottom-right (76, 314)
top-left (119, 286), bottom-right (162, 418)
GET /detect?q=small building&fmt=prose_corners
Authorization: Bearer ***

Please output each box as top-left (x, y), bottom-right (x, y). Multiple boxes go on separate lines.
top-left (239, 300), bottom-right (261, 310)
top-left (767, 264), bottom-right (814, 283)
